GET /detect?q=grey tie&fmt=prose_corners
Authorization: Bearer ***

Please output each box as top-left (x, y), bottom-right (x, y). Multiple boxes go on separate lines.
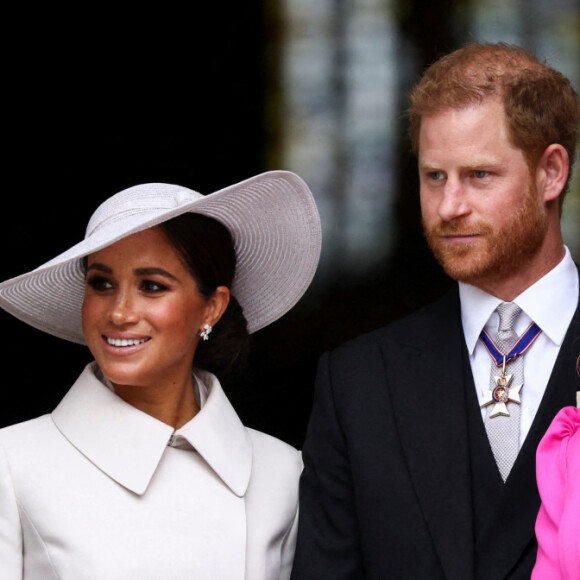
top-left (484, 302), bottom-right (523, 482)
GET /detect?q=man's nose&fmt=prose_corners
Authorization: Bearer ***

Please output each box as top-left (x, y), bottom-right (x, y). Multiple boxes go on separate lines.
top-left (438, 179), bottom-right (471, 222)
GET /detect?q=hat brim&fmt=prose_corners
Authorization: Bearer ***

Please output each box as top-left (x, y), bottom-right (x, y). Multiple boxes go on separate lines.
top-left (0, 171), bottom-right (321, 343)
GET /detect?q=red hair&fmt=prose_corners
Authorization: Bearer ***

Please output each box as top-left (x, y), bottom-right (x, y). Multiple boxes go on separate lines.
top-left (408, 43), bottom-right (580, 201)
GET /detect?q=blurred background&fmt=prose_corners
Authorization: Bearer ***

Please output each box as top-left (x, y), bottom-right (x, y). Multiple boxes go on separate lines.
top-left (2, 0), bottom-right (579, 447)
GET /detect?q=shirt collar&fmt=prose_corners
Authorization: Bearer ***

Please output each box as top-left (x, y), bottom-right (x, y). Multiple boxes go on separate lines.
top-left (51, 362), bottom-right (252, 497)
top-left (459, 246), bottom-right (579, 354)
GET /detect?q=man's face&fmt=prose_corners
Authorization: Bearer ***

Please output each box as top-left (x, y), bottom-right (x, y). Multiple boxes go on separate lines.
top-left (418, 98), bottom-right (547, 292)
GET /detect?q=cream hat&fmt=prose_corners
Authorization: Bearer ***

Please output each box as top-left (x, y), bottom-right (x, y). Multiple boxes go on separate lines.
top-left (0, 171), bottom-right (321, 342)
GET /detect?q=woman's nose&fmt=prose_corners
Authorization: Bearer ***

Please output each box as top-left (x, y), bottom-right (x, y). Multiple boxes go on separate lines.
top-left (108, 291), bottom-right (139, 325)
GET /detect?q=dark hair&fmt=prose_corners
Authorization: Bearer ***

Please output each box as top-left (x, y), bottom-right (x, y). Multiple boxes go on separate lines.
top-left (160, 212), bottom-right (250, 379)
top-left (408, 42), bottom-right (580, 205)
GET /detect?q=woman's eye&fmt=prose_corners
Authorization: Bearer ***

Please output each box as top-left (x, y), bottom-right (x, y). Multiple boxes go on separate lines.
top-left (86, 276), bottom-right (113, 291)
top-left (429, 171), bottom-right (444, 181)
top-left (141, 280), bottom-right (168, 293)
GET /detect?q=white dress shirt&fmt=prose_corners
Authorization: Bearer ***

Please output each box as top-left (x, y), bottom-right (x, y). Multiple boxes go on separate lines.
top-left (459, 247), bottom-right (579, 448)
top-left (0, 362), bottom-right (301, 579)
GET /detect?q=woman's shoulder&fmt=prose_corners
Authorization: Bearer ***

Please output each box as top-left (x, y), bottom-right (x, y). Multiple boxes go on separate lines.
top-left (246, 428), bottom-right (302, 472)
top-left (0, 415), bottom-right (56, 465)
top-left (244, 428), bottom-right (302, 513)
top-left (0, 414), bottom-right (53, 441)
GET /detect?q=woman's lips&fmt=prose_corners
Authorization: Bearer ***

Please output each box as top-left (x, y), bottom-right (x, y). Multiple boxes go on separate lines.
top-left (101, 335), bottom-right (151, 353)
top-left (106, 337), bottom-right (150, 347)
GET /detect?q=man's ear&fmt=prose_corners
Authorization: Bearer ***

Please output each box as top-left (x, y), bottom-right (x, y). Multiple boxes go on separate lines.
top-left (536, 143), bottom-right (569, 202)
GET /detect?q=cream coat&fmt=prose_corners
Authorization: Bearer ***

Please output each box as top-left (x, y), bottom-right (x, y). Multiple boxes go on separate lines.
top-left (0, 363), bottom-right (301, 579)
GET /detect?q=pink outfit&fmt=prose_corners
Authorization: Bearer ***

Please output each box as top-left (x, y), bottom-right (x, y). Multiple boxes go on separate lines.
top-left (532, 406), bottom-right (580, 580)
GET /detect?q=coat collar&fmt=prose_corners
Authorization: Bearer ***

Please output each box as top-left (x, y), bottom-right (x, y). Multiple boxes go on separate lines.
top-left (51, 362), bottom-right (252, 497)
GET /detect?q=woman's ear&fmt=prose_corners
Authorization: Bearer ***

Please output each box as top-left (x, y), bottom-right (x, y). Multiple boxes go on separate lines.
top-left (536, 143), bottom-right (569, 203)
top-left (204, 286), bottom-right (231, 328)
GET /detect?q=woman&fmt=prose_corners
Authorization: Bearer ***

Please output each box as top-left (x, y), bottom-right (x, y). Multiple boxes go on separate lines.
top-left (0, 171), bottom-right (321, 579)
top-left (531, 355), bottom-right (580, 579)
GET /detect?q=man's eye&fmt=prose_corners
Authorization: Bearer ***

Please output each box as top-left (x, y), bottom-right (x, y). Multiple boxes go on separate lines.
top-left (86, 276), bottom-right (112, 291)
top-left (473, 170), bottom-right (488, 178)
top-left (429, 171), bottom-right (444, 181)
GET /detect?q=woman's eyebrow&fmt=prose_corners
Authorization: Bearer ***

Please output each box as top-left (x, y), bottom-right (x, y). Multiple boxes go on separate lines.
top-left (86, 263), bottom-right (179, 282)
top-left (134, 267), bottom-right (180, 281)
top-left (86, 263), bottom-right (112, 274)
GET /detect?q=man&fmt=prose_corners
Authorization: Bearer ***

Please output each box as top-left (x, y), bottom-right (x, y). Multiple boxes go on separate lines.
top-left (291, 43), bottom-right (580, 580)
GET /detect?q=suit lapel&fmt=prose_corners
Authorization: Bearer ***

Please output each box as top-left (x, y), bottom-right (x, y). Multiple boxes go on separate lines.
top-left (383, 289), bottom-right (475, 580)
top-left (476, 277), bottom-right (580, 579)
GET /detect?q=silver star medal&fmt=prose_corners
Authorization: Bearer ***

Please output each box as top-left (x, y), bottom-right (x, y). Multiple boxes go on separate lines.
top-left (481, 357), bottom-right (523, 418)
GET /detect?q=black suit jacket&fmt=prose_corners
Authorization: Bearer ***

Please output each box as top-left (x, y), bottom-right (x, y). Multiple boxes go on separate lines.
top-left (291, 279), bottom-right (580, 580)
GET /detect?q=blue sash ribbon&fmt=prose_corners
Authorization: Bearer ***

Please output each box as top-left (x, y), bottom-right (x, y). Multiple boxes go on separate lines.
top-left (479, 322), bottom-right (542, 367)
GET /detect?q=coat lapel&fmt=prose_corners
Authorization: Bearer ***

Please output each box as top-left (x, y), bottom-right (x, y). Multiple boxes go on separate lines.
top-left (383, 288), bottom-right (474, 580)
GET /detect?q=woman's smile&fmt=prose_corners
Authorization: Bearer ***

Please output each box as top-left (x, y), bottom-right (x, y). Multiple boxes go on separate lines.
top-left (103, 335), bottom-right (151, 349)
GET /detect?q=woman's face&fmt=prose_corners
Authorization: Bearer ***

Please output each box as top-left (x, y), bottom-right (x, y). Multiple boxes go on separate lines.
top-left (82, 226), bottom-right (222, 392)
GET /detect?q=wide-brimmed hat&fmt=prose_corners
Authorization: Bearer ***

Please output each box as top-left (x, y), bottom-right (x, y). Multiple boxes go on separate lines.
top-left (0, 171), bottom-right (321, 342)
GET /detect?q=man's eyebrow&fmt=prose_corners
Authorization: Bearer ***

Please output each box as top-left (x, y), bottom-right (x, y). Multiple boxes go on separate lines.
top-left (418, 160), bottom-right (503, 170)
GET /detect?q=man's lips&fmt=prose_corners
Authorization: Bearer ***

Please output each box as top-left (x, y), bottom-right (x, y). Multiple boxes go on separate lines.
top-left (442, 233), bottom-right (481, 243)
